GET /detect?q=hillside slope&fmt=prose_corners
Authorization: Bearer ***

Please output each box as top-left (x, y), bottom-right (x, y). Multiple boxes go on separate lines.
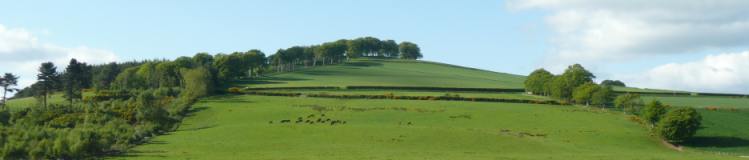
top-left (242, 59), bottom-right (526, 88)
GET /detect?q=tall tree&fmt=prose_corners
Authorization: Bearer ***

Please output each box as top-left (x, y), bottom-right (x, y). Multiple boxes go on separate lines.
top-left (379, 40), bottom-right (399, 57)
top-left (552, 64), bottom-right (595, 100)
top-left (572, 82), bottom-right (599, 106)
top-left (93, 62), bottom-right (119, 90)
top-left (398, 41), bottom-right (422, 59)
top-left (192, 52), bottom-right (214, 67)
top-left (37, 62), bottom-right (60, 107)
top-left (614, 93), bottom-right (642, 114)
top-left (524, 69), bottom-right (553, 95)
top-left (0, 73), bottom-right (19, 108)
top-left (590, 85), bottom-right (613, 107)
top-left (63, 59), bottom-right (87, 104)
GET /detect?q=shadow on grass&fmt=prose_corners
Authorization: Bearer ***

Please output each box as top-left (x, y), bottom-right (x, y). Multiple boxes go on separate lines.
top-left (295, 70), bottom-right (342, 76)
top-left (184, 106), bottom-right (209, 117)
top-left (681, 136), bottom-right (749, 148)
top-left (344, 61), bottom-right (383, 67)
top-left (110, 150), bottom-right (168, 158)
top-left (203, 95), bottom-right (255, 103)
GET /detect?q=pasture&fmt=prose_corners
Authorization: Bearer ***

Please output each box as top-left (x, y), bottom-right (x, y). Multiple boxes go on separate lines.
top-left (120, 95), bottom-right (738, 159)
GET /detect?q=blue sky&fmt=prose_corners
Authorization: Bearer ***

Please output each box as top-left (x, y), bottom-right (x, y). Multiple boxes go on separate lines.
top-left (2, 0), bottom-right (749, 94)
top-left (0, 0), bottom-right (549, 72)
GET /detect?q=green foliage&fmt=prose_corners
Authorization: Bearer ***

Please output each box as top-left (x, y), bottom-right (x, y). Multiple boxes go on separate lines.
top-left (590, 85), bottom-right (613, 107)
top-left (63, 59), bottom-right (89, 104)
top-left (113, 67), bottom-right (144, 90)
top-left (641, 100), bottom-right (667, 126)
top-left (37, 62), bottom-right (61, 107)
top-left (524, 69), bottom-right (553, 95)
top-left (92, 62), bottom-right (119, 90)
top-left (181, 67), bottom-right (214, 100)
top-left (615, 93), bottom-right (642, 114)
top-left (656, 107), bottom-right (702, 143)
top-left (601, 80), bottom-right (626, 87)
top-left (1, 73), bottom-right (20, 108)
top-left (573, 82), bottom-right (599, 105)
top-left (398, 41), bottom-right (422, 59)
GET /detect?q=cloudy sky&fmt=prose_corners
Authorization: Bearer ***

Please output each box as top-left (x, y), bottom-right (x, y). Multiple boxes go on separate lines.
top-left (1, 0), bottom-right (748, 94)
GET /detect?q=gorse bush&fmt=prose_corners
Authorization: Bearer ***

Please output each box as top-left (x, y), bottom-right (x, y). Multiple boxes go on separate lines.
top-left (0, 87), bottom-right (198, 159)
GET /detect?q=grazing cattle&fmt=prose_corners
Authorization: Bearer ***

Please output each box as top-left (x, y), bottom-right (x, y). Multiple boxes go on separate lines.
top-left (307, 114), bottom-right (315, 118)
top-left (321, 114), bottom-right (326, 117)
top-left (316, 118), bottom-right (322, 123)
top-left (280, 120), bottom-right (291, 123)
top-left (407, 122), bottom-right (412, 125)
top-left (269, 121), bottom-right (273, 124)
top-left (342, 121), bottom-right (347, 124)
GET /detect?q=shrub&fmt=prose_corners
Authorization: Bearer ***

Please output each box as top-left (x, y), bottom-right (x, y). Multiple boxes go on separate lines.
top-left (705, 106), bottom-right (718, 111)
top-left (641, 100), bottom-right (667, 126)
top-left (656, 107), bottom-right (702, 143)
top-left (227, 87), bottom-right (242, 94)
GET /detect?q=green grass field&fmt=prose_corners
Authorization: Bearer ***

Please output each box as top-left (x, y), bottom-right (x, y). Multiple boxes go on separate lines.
top-left (4, 93), bottom-right (66, 110)
top-left (113, 59), bottom-right (749, 159)
top-left (121, 95), bottom-right (738, 160)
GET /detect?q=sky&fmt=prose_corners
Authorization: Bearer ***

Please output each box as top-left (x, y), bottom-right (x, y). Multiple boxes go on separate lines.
top-left (1, 0), bottom-right (749, 94)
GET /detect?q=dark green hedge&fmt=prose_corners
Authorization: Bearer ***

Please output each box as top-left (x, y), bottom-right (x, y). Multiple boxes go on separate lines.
top-left (241, 91), bottom-right (562, 105)
top-left (345, 86), bottom-right (526, 93)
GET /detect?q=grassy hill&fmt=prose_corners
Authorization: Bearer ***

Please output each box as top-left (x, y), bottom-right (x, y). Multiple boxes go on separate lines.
top-left (240, 59), bottom-right (527, 88)
top-left (118, 59), bottom-right (748, 159)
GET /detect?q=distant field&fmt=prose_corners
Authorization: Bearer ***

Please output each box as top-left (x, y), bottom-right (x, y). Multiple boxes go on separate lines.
top-left (644, 96), bottom-right (749, 109)
top-left (4, 93), bottom-right (66, 110)
top-left (121, 95), bottom-right (737, 160)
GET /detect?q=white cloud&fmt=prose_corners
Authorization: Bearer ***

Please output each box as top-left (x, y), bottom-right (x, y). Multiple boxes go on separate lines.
top-left (507, 0), bottom-right (749, 93)
top-left (0, 24), bottom-right (117, 93)
top-left (507, 0), bottom-right (749, 68)
top-left (617, 51), bottom-right (749, 94)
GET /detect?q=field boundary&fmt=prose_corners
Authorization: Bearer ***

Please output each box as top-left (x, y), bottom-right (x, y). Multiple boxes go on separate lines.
top-left (238, 91), bottom-right (564, 105)
top-left (244, 85), bottom-right (749, 97)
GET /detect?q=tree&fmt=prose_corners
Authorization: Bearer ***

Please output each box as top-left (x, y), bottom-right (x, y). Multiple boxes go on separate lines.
top-left (379, 40), bottom-right (399, 57)
top-left (113, 67), bottom-right (143, 90)
top-left (642, 100), bottom-right (667, 126)
top-left (92, 62), bottom-right (119, 90)
top-left (63, 59), bottom-right (87, 104)
top-left (601, 80), bottom-right (626, 87)
top-left (181, 67), bottom-right (214, 99)
top-left (213, 53), bottom-right (243, 80)
top-left (398, 41), bottom-right (422, 59)
top-left (551, 64), bottom-right (595, 100)
top-left (155, 62), bottom-right (180, 87)
top-left (614, 93), bottom-right (642, 114)
top-left (136, 62), bottom-right (159, 88)
top-left (1, 73), bottom-right (20, 108)
top-left (37, 62), bottom-right (60, 107)
top-left (192, 52), bottom-right (214, 67)
top-left (590, 85), bottom-right (613, 107)
top-left (656, 107), bottom-right (702, 143)
top-left (524, 69), bottom-right (553, 95)
top-left (572, 82), bottom-right (599, 106)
